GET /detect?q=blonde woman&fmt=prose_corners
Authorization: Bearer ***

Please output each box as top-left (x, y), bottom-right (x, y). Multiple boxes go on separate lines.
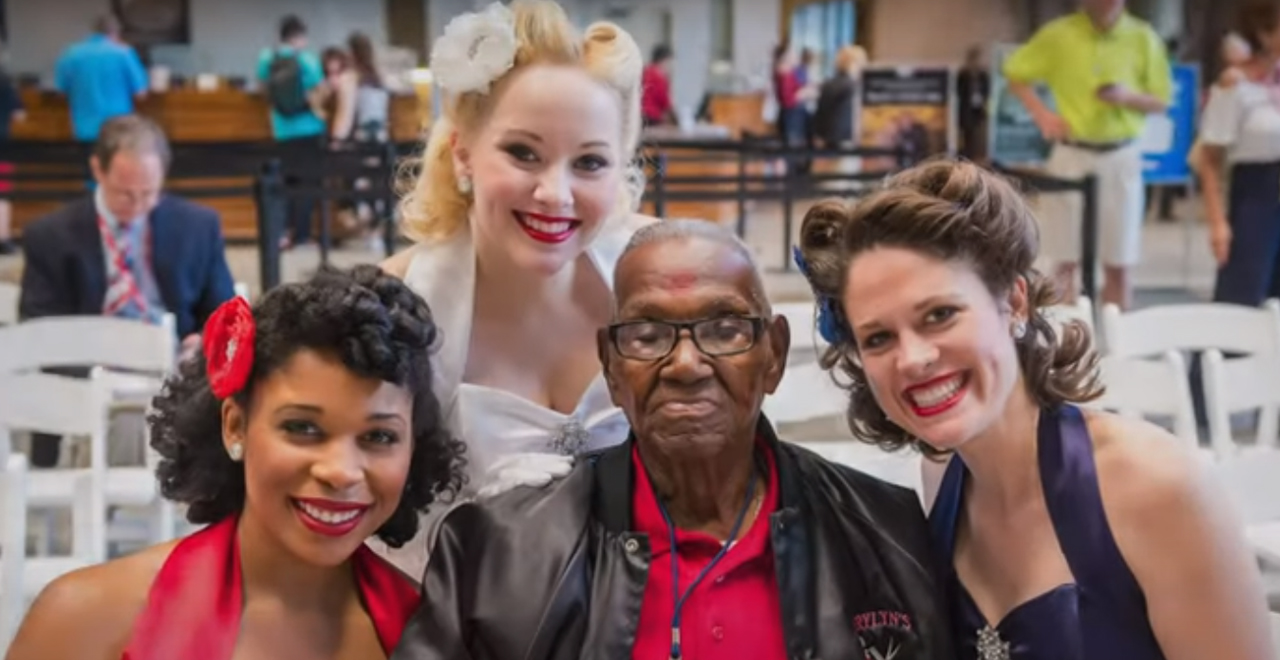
top-left (379, 0), bottom-right (654, 576)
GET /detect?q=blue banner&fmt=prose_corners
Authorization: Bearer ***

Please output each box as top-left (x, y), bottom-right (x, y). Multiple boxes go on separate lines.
top-left (1139, 64), bottom-right (1199, 185)
top-left (988, 44), bottom-right (1055, 167)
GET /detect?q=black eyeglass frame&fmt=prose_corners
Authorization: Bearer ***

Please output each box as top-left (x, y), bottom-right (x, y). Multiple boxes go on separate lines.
top-left (606, 316), bottom-right (768, 361)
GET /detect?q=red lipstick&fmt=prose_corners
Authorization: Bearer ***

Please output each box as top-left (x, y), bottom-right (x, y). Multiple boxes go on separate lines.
top-left (291, 497), bottom-right (370, 537)
top-left (515, 211), bottom-right (580, 244)
top-left (902, 372), bottom-right (968, 418)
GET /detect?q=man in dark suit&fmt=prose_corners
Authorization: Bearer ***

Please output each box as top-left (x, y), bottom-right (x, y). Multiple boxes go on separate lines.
top-left (18, 114), bottom-right (234, 466)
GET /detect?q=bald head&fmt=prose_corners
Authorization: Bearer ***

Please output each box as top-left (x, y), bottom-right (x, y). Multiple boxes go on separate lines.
top-left (614, 220), bottom-right (769, 316)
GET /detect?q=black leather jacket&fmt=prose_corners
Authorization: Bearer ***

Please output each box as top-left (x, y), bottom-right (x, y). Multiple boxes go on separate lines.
top-left (391, 419), bottom-right (956, 660)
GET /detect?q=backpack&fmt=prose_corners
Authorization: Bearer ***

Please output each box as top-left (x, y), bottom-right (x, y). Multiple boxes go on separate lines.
top-left (266, 52), bottom-right (310, 117)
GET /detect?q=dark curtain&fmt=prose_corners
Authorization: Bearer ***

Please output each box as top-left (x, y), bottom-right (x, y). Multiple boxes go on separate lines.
top-left (1185, 0), bottom-right (1246, 87)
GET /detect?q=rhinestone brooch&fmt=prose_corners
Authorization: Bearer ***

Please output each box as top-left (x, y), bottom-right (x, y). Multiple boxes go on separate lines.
top-left (550, 418), bottom-right (589, 456)
top-left (975, 625), bottom-right (1010, 660)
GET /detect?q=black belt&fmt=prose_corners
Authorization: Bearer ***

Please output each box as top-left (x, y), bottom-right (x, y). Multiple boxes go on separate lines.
top-left (1059, 139), bottom-right (1134, 153)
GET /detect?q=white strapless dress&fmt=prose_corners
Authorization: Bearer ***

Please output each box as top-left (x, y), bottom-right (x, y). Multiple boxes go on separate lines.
top-left (368, 215), bottom-right (645, 579)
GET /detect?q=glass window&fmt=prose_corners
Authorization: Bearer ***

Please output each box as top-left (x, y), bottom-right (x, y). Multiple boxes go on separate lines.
top-left (789, 0), bottom-right (856, 78)
top-left (712, 0), bottom-right (734, 61)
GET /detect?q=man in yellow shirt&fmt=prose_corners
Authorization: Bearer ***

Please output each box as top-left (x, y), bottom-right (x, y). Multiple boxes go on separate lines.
top-left (1005, 0), bottom-right (1171, 309)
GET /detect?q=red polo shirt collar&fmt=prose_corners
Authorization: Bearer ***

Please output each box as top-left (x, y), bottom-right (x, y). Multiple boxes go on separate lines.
top-left (631, 439), bottom-right (787, 660)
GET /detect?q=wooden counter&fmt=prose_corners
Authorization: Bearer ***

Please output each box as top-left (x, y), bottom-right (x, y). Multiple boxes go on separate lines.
top-left (6, 86), bottom-right (429, 241)
top-left (706, 93), bottom-right (769, 138)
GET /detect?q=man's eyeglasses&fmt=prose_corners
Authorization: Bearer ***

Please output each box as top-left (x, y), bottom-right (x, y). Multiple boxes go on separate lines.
top-left (607, 317), bottom-right (766, 361)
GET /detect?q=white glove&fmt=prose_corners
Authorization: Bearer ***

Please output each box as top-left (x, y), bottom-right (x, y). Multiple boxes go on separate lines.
top-left (475, 452), bottom-right (576, 499)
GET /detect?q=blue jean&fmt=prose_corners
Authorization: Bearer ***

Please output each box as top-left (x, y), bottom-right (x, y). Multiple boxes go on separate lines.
top-left (1214, 161), bottom-right (1280, 305)
top-left (1191, 161), bottom-right (1280, 429)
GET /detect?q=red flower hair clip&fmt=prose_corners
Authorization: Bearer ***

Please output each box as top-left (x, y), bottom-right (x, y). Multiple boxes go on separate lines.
top-left (203, 297), bottom-right (256, 399)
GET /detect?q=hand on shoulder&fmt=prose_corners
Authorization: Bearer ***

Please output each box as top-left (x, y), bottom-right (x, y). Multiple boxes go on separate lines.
top-left (6, 542), bottom-right (176, 660)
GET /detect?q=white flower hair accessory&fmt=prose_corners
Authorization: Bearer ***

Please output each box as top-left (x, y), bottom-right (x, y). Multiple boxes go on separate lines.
top-left (430, 2), bottom-right (519, 96)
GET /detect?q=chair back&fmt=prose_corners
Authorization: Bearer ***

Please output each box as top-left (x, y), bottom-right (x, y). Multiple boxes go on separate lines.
top-left (0, 283), bottom-right (18, 326)
top-left (0, 314), bottom-right (177, 375)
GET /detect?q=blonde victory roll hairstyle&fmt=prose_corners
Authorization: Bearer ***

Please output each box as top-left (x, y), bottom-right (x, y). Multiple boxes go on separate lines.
top-left (398, 0), bottom-right (645, 242)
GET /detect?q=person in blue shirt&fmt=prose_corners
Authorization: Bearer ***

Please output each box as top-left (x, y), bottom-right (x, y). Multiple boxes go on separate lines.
top-left (256, 15), bottom-right (326, 248)
top-left (54, 15), bottom-right (148, 142)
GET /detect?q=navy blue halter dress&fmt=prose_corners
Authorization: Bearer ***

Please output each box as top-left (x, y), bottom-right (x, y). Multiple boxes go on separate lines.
top-left (930, 404), bottom-right (1167, 660)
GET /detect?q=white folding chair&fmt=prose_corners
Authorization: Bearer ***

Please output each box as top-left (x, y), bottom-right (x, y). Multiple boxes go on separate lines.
top-left (0, 452), bottom-right (28, 649)
top-left (0, 316), bottom-right (178, 544)
top-left (1210, 449), bottom-right (1280, 574)
top-left (0, 314), bottom-right (177, 377)
top-left (0, 371), bottom-right (110, 643)
top-left (1085, 351), bottom-right (1201, 452)
top-left (1202, 348), bottom-right (1280, 457)
top-left (1102, 299), bottom-right (1280, 359)
top-left (1101, 300), bottom-right (1280, 455)
top-left (1043, 296), bottom-right (1095, 337)
top-left (1270, 612), bottom-right (1280, 659)
top-left (0, 283), bottom-right (17, 326)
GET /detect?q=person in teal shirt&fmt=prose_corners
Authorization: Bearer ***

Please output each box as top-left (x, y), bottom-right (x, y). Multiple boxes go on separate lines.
top-left (256, 15), bottom-right (325, 247)
top-left (54, 15), bottom-right (148, 142)
top-left (256, 15), bottom-right (327, 141)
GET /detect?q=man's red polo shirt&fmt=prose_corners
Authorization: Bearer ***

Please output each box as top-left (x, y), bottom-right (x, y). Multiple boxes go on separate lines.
top-left (631, 442), bottom-right (787, 660)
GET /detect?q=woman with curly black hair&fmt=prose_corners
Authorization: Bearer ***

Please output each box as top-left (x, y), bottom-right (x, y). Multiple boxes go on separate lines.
top-left (6, 264), bottom-right (467, 660)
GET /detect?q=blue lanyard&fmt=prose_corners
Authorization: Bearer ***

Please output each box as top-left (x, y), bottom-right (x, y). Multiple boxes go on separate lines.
top-left (657, 473), bottom-right (758, 660)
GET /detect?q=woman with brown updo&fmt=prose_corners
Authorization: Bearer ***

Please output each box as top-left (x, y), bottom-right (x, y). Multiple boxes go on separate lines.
top-left (793, 159), bottom-right (1272, 659)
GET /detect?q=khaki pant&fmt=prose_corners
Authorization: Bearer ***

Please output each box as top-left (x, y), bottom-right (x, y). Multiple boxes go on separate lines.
top-left (1035, 142), bottom-right (1146, 268)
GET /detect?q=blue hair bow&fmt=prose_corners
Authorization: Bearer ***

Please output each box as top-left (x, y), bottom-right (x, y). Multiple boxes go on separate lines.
top-left (791, 246), bottom-right (845, 345)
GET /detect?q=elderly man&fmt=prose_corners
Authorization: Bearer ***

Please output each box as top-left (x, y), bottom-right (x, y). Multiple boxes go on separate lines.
top-left (391, 221), bottom-right (954, 660)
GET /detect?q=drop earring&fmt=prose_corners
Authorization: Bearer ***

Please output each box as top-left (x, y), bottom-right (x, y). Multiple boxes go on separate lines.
top-left (228, 442), bottom-right (244, 462)
top-left (1013, 321), bottom-right (1028, 339)
top-left (457, 175), bottom-right (472, 194)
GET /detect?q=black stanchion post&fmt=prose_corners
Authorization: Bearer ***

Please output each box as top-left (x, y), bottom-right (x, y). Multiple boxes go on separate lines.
top-left (653, 152), bottom-right (668, 218)
top-left (1080, 173), bottom-right (1100, 303)
top-left (382, 142), bottom-right (398, 257)
top-left (254, 159), bottom-right (286, 292)
top-left (317, 170), bottom-right (332, 268)
top-left (735, 145), bottom-right (747, 238)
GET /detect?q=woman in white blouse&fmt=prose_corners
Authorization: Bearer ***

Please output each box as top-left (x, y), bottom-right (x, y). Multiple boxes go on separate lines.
top-left (1198, 3), bottom-right (1280, 306)
top-left (378, 0), bottom-right (655, 576)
